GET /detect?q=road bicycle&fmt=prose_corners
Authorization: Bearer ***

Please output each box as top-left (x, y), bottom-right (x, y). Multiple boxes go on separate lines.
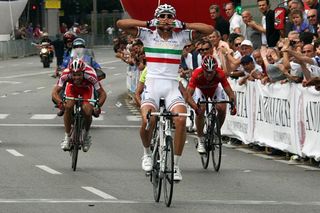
top-left (198, 99), bottom-right (233, 171)
top-left (64, 96), bottom-right (97, 171)
top-left (146, 98), bottom-right (189, 207)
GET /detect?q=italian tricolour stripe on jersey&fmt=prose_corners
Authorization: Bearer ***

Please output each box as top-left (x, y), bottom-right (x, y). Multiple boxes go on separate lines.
top-left (144, 47), bottom-right (182, 64)
top-left (138, 27), bottom-right (192, 80)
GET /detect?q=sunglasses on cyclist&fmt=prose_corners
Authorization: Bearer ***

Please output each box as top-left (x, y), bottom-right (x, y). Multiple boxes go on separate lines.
top-left (73, 45), bottom-right (85, 48)
top-left (234, 43), bottom-right (241, 47)
top-left (158, 13), bottom-right (174, 19)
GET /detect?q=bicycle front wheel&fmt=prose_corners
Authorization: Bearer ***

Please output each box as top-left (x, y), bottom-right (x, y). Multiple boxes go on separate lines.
top-left (212, 116), bottom-right (222, 171)
top-left (152, 143), bottom-right (162, 202)
top-left (71, 120), bottom-right (81, 171)
top-left (201, 117), bottom-right (211, 169)
top-left (163, 135), bottom-right (174, 207)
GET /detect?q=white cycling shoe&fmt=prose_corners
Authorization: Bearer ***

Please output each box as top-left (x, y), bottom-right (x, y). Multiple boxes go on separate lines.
top-left (197, 137), bottom-right (206, 154)
top-left (141, 154), bottom-right (152, 172)
top-left (174, 165), bottom-right (182, 181)
top-left (82, 134), bottom-right (92, 152)
top-left (61, 135), bottom-right (71, 151)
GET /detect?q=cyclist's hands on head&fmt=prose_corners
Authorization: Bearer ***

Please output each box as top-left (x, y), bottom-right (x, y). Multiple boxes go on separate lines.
top-left (146, 18), bottom-right (160, 29)
top-left (172, 19), bottom-right (186, 30)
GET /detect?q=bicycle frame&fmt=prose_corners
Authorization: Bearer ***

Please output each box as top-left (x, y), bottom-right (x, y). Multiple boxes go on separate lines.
top-left (64, 96), bottom-right (97, 171)
top-left (146, 98), bottom-right (189, 207)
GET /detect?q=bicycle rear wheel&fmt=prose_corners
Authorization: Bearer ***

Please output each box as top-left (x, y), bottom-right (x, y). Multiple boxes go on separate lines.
top-left (152, 143), bottom-right (162, 202)
top-left (201, 117), bottom-right (211, 169)
top-left (211, 116), bottom-right (222, 171)
top-left (163, 135), bottom-right (174, 207)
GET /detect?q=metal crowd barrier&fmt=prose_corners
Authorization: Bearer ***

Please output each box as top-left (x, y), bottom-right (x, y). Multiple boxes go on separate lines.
top-left (0, 34), bottom-right (110, 61)
top-left (0, 39), bottom-right (38, 60)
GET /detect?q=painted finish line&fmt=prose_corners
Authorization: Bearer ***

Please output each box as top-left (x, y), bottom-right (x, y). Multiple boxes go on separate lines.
top-left (0, 199), bottom-right (319, 206)
top-left (0, 124), bottom-right (140, 128)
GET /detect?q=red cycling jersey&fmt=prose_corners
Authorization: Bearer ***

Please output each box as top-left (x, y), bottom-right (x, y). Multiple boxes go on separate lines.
top-left (57, 66), bottom-right (101, 102)
top-left (188, 66), bottom-right (231, 98)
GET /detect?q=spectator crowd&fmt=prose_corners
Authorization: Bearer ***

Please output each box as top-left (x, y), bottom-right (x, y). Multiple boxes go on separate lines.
top-left (114, 0), bottom-right (320, 92)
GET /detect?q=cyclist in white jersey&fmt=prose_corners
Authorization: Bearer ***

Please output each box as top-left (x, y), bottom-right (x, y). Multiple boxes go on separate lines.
top-left (117, 4), bottom-right (213, 181)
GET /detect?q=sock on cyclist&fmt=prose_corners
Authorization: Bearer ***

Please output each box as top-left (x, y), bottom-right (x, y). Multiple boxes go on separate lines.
top-left (143, 147), bottom-right (151, 155)
top-left (174, 155), bottom-right (181, 167)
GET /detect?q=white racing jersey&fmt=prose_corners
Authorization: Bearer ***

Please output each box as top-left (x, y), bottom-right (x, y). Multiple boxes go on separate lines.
top-left (137, 27), bottom-right (192, 80)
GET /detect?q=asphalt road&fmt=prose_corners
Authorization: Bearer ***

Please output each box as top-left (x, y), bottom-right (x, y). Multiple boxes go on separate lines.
top-left (0, 48), bottom-right (320, 213)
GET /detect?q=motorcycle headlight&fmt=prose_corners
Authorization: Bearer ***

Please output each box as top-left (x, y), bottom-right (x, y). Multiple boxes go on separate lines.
top-left (41, 48), bottom-right (48, 54)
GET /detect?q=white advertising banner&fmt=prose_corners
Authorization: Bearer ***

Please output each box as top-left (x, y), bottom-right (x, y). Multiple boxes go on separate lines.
top-left (299, 85), bottom-right (320, 160)
top-left (222, 79), bottom-right (320, 159)
top-left (221, 79), bottom-right (253, 143)
top-left (253, 82), bottom-right (296, 153)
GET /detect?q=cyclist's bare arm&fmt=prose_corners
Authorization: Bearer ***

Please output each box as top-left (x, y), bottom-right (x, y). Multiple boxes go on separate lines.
top-left (188, 23), bottom-right (213, 39)
top-left (96, 87), bottom-right (107, 107)
top-left (186, 87), bottom-right (198, 110)
top-left (223, 85), bottom-right (236, 103)
top-left (52, 85), bottom-right (63, 104)
top-left (116, 19), bottom-right (147, 36)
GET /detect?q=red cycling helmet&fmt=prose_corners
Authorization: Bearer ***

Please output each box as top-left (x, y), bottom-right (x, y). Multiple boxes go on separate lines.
top-left (68, 58), bottom-right (86, 73)
top-left (201, 55), bottom-right (218, 72)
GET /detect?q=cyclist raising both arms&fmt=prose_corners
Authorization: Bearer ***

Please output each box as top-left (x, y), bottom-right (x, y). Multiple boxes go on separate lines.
top-left (51, 58), bottom-right (107, 152)
top-left (117, 4), bottom-right (213, 181)
top-left (187, 55), bottom-right (237, 154)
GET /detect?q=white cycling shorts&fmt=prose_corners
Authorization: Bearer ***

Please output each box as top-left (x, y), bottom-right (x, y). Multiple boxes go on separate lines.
top-left (141, 77), bottom-right (186, 110)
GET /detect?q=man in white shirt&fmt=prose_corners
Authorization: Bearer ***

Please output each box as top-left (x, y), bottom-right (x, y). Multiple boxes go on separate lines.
top-left (224, 2), bottom-right (246, 36)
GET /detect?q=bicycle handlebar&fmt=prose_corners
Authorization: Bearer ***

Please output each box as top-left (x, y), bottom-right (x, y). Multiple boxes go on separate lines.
top-left (145, 110), bottom-right (190, 130)
top-left (64, 96), bottom-right (98, 103)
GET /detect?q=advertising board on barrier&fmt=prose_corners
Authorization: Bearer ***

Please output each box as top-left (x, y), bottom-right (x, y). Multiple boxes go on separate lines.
top-left (221, 80), bottom-right (320, 160)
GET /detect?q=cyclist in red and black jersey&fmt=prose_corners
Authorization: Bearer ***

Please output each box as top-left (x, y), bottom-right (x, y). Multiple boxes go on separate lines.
top-left (187, 55), bottom-right (237, 153)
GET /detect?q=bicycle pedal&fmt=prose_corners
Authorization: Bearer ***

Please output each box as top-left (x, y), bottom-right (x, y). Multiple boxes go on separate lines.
top-left (145, 171), bottom-right (151, 177)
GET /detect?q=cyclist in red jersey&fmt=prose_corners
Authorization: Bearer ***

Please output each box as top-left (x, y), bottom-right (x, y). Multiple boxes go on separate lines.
top-left (52, 58), bottom-right (107, 152)
top-left (187, 55), bottom-right (237, 153)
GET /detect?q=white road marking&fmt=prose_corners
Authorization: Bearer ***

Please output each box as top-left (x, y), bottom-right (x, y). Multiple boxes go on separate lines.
top-left (82, 186), bottom-right (117, 200)
top-left (92, 115), bottom-right (104, 121)
top-left (295, 165), bottom-right (320, 171)
top-left (36, 165), bottom-right (62, 175)
top-left (37, 87), bottom-right (45, 90)
top-left (30, 114), bottom-right (57, 119)
top-left (0, 199), bottom-right (138, 204)
top-left (0, 199), bottom-right (318, 206)
top-left (99, 60), bottom-right (121, 65)
top-left (0, 123), bottom-right (140, 128)
top-left (6, 149), bottom-right (24, 157)
top-left (252, 153), bottom-right (275, 159)
top-left (126, 115), bottom-right (141, 121)
top-left (1, 95), bottom-right (7, 98)
top-left (113, 73), bottom-right (121, 75)
top-left (0, 71), bottom-right (52, 79)
top-left (0, 81), bottom-right (21, 84)
top-left (23, 90), bottom-right (32, 93)
top-left (0, 140), bottom-right (2, 143)
top-left (11, 92), bottom-right (20, 95)
top-left (235, 148), bottom-right (256, 154)
top-left (0, 114), bottom-right (9, 119)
